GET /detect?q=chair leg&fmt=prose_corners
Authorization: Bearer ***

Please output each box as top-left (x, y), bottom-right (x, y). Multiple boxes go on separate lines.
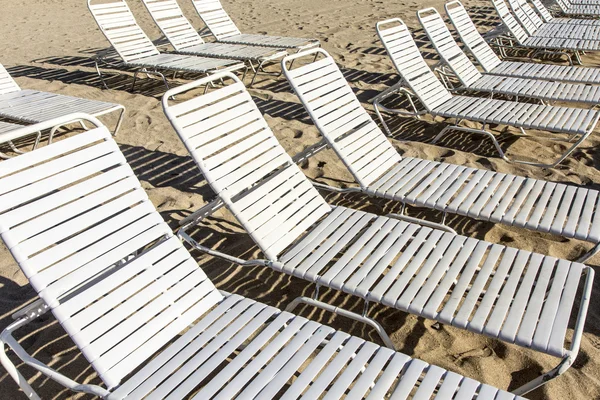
top-left (0, 319), bottom-right (42, 400)
top-left (95, 60), bottom-right (109, 90)
top-left (285, 290), bottom-right (396, 350)
top-left (577, 242), bottom-right (600, 263)
top-left (112, 108), bottom-right (125, 137)
top-left (432, 124), bottom-right (511, 163)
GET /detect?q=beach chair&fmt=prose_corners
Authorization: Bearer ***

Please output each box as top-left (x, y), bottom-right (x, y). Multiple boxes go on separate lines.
top-left (283, 48), bottom-right (600, 263)
top-left (88, 0), bottom-right (245, 92)
top-left (141, 0), bottom-right (288, 86)
top-left (530, 0), bottom-right (600, 23)
top-left (0, 115), bottom-right (528, 400)
top-left (373, 18), bottom-right (599, 168)
top-left (508, 0), bottom-right (600, 39)
top-left (419, 7), bottom-right (600, 106)
top-left (554, 0), bottom-right (600, 16)
top-left (191, 0), bottom-right (319, 50)
top-left (163, 72), bottom-right (593, 395)
top-left (492, 0), bottom-right (600, 65)
top-left (447, 1), bottom-right (600, 85)
top-left (0, 63), bottom-right (124, 139)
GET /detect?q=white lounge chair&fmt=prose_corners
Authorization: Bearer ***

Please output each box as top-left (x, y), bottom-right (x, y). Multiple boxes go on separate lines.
top-left (373, 17), bottom-right (599, 168)
top-left (191, 0), bottom-right (320, 50)
top-left (88, 0), bottom-right (245, 92)
top-left (0, 63), bottom-right (124, 139)
top-left (508, 0), bottom-right (600, 39)
top-left (554, 0), bottom-right (600, 16)
top-left (163, 72), bottom-right (593, 396)
top-left (530, 0), bottom-right (600, 24)
top-left (419, 7), bottom-right (600, 105)
top-left (447, 1), bottom-right (600, 85)
top-left (141, 0), bottom-right (288, 86)
top-left (492, 0), bottom-right (600, 65)
top-left (283, 47), bottom-right (600, 264)
top-left (0, 115), bottom-right (528, 400)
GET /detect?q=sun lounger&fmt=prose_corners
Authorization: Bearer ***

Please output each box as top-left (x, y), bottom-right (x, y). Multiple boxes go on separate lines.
top-left (141, 0), bottom-right (288, 86)
top-left (284, 47), bottom-right (600, 264)
top-left (0, 120), bottom-right (34, 158)
top-left (531, 0), bottom-right (600, 24)
top-left (0, 114), bottom-right (528, 400)
top-left (0, 63), bottom-right (124, 139)
top-left (419, 7), bottom-right (600, 105)
top-left (508, 0), bottom-right (600, 39)
top-left (447, 1), bottom-right (600, 85)
top-left (554, 0), bottom-right (600, 16)
top-left (163, 72), bottom-right (593, 396)
top-left (191, 0), bottom-right (319, 50)
top-left (374, 17), bottom-right (599, 168)
top-left (88, 0), bottom-right (245, 92)
top-left (492, 0), bottom-right (600, 65)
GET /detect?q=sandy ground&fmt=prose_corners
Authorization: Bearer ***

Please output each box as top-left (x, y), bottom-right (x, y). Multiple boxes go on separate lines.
top-left (1, 0), bottom-right (600, 398)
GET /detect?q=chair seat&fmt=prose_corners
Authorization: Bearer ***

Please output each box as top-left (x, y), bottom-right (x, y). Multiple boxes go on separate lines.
top-left (432, 95), bottom-right (599, 135)
top-left (367, 157), bottom-right (600, 243)
top-left (0, 89), bottom-right (121, 123)
top-left (221, 33), bottom-right (318, 49)
top-left (489, 61), bottom-right (600, 85)
top-left (533, 22), bottom-right (600, 39)
top-left (179, 42), bottom-right (286, 61)
top-left (110, 293), bottom-right (521, 400)
top-left (130, 53), bottom-right (243, 72)
top-left (523, 35), bottom-right (600, 51)
top-left (279, 206), bottom-right (589, 358)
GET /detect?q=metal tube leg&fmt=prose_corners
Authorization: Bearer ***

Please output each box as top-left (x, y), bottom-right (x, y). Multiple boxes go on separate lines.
top-left (0, 321), bottom-right (42, 400)
top-left (577, 242), bottom-right (600, 263)
top-left (112, 108), bottom-right (125, 137)
top-left (131, 68), bottom-right (145, 92)
top-left (511, 356), bottom-right (572, 396)
top-left (95, 60), bottom-right (109, 90)
top-left (249, 60), bottom-right (264, 87)
top-left (373, 99), bottom-right (392, 136)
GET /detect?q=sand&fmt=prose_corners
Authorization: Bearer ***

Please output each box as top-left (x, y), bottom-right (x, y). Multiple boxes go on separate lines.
top-left (0, 0), bottom-right (600, 398)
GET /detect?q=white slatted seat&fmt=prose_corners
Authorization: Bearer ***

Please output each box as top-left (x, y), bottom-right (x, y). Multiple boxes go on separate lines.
top-left (531, 0), bottom-right (600, 25)
top-left (0, 116), bottom-right (527, 400)
top-left (191, 0), bottom-right (319, 50)
top-left (492, 0), bottom-right (600, 64)
top-left (163, 72), bottom-right (593, 396)
top-left (141, 0), bottom-right (287, 86)
top-left (554, 0), bottom-right (600, 16)
top-left (88, 0), bottom-right (244, 92)
top-left (282, 48), bottom-right (600, 255)
top-left (0, 120), bottom-right (31, 159)
top-left (508, 0), bottom-right (600, 39)
top-left (0, 63), bottom-right (124, 136)
top-left (419, 8), bottom-right (600, 106)
top-left (447, 1), bottom-right (600, 85)
top-left (374, 18), bottom-right (599, 168)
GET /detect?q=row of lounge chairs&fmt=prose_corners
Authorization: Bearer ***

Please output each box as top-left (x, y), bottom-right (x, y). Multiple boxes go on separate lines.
top-left (88, 0), bottom-right (319, 90)
top-left (1, 0), bottom-right (600, 398)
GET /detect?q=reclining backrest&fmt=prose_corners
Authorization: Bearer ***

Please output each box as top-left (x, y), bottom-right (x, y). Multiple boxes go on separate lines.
top-left (419, 8), bottom-right (483, 88)
top-left (283, 50), bottom-right (402, 188)
top-left (491, 0), bottom-right (530, 44)
top-left (191, 0), bottom-right (242, 40)
top-left (530, 0), bottom-right (555, 22)
top-left (0, 63), bottom-right (21, 95)
top-left (163, 73), bottom-right (331, 260)
top-left (507, 0), bottom-right (542, 35)
top-left (142, 0), bottom-right (206, 51)
top-left (0, 121), bottom-right (223, 390)
top-left (376, 18), bottom-right (453, 111)
top-left (88, 0), bottom-right (160, 62)
top-left (445, 1), bottom-right (503, 72)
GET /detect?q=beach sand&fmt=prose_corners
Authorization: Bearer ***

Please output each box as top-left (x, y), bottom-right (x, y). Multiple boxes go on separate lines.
top-left (1, 0), bottom-right (600, 398)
